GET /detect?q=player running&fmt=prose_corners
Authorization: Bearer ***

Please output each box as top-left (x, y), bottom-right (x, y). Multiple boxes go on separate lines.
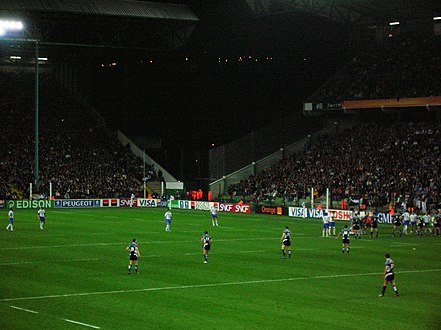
top-left (378, 253), bottom-right (399, 297)
top-left (336, 224), bottom-right (351, 254)
top-left (211, 207), bottom-right (219, 226)
top-left (6, 207), bottom-right (14, 231)
top-left (126, 238), bottom-right (140, 274)
top-left (281, 226), bottom-right (292, 258)
top-left (37, 207), bottom-right (46, 230)
top-left (201, 231), bottom-right (212, 263)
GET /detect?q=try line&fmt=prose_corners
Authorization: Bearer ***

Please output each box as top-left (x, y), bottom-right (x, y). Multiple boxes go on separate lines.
top-left (1, 269), bottom-right (439, 303)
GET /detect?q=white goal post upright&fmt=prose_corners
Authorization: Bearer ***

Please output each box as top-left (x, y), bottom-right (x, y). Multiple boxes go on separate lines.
top-left (311, 187), bottom-right (314, 209)
top-left (326, 187), bottom-right (330, 210)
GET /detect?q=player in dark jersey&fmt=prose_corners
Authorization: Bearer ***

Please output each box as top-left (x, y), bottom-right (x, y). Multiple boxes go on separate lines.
top-left (352, 217), bottom-right (361, 239)
top-left (201, 231), bottom-right (212, 263)
top-left (336, 225), bottom-right (351, 254)
top-left (393, 214), bottom-right (402, 237)
top-left (281, 226), bottom-right (292, 258)
top-left (370, 216), bottom-right (379, 238)
top-left (126, 238), bottom-right (140, 274)
top-left (378, 253), bottom-right (399, 297)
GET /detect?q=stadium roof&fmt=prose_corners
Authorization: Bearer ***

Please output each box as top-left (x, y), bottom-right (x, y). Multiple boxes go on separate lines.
top-left (0, 0), bottom-right (198, 21)
top-left (244, 0), bottom-right (441, 25)
top-left (0, 0), bottom-right (199, 51)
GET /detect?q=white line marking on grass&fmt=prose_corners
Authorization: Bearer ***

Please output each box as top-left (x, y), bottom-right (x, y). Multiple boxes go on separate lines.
top-left (0, 258), bottom-right (99, 266)
top-left (390, 242), bottom-right (419, 246)
top-left (2, 269), bottom-right (439, 303)
top-left (10, 305), bottom-right (39, 314)
top-left (64, 319), bottom-right (100, 329)
top-left (0, 237), bottom-right (278, 250)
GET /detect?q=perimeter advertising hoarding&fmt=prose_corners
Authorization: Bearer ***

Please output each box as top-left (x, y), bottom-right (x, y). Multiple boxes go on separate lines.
top-left (7, 200), bottom-right (54, 209)
top-left (288, 207), bottom-right (351, 220)
top-left (219, 203), bottom-right (251, 214)
top-left (101, 199), bottom-right (120, 207)
top-left (54, 199), bottom-right (100, 208)
top-left (0, 200), bottom-right (5, 208)
top-left (119, 198), bottom-right (137, 207)
top-left (255, 205), bottom-right (285, 216)
top-left (137, 198), bottom-right (161, 208)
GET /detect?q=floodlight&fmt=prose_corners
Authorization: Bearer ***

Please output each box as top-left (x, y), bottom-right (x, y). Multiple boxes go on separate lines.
top-left (434, 17), bottom-right (441, 21)
top-left (389, 22), bottom-right (400, 26)
top-left (38, 57), bottom-right (48, 61)
top-left (0, 19), bottom-right (24, 32)
top-left (10, 55), bottom-right (21, 60)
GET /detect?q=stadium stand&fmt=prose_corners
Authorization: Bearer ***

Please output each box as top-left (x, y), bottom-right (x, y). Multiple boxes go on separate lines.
top-left (309, 33), bottom-right (441, 103)
top-left (228, 121), bottom-right (440, 211)
top-left (0, 71), bottom-right (162, 199)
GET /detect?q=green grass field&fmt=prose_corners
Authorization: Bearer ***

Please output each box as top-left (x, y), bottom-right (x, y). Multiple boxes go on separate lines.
top-left (1, 208), bottom-right (440, 330)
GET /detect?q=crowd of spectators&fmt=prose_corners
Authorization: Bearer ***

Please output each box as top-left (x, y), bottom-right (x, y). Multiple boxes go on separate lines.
top-left (310, 33), bottom-right (441, 102)
top-left (0, 71), bottom-right (162, 200)
top-left (228, 122), bottom-right (441, 210)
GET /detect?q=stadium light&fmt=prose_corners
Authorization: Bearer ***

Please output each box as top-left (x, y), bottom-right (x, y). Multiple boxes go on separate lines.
top-left (9, 55), bottom-right (21, 60)
top-left (0, 19), bottom-right (23, 32)
top-left (38, 57), bottom-right (48, 61)
top-left (389, 21), bottom-right (400, 26)
top-left (434, 17), bottom-right (441, 21)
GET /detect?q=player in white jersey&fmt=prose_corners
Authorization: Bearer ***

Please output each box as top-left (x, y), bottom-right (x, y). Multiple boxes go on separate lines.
top-left (402, 211), bottom-right (410, 235)
top-left (328, 211), bottom-right (336, 236)
top-left (6, 207), bottom-right (14, 231)
top-left (164, 209), bottom-right (172, 231)
top-left (322, 212), bottom-right (330, 237)
top-left (423, 212), bottom-right (431, 236)
top-left (211, 207), bottom-right (219, 226)
top-left (37, 207), bottom-right (46, 229)
top-left (409, 211), bottom-right (417, 235)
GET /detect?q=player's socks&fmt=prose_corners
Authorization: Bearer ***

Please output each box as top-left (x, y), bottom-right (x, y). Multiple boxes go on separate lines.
top-left (204, 254), bottom-right (208, 262)
top-left (128, 265), bottom-right (131, 274)
top-left (282, 250), bottom-right (286, 258)
top-left (288, 250), bottom-right (291, 258)
top-left (347, 248), bottom-right (350, 254)
top-left (215, 221), bottom-right (218, 226)
top-left (135, 265), bottom-right (138, 274)
top-left (393, 285), bottom-right (399, 295)
top-left (342, 248), bottom-right (344, 254)
top-left (381, 286), bottom-right (386, 295)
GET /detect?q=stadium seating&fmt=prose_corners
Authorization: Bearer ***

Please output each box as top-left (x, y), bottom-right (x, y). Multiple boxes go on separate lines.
top-left (228, 122), bottom-right (441, 211)
top-left (0, 71), bottom-right (162, 199)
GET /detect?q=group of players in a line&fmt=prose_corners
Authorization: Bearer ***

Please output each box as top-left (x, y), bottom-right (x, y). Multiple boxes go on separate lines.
top-left (322, 209), bottom-right (441, 240)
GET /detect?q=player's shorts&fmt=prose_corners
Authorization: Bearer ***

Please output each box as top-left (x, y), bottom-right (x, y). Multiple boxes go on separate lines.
top-left (365, 223), bottom-right (371, 228)
top-left (203, 244), bottom-right (210, 251)
top-left (394, 223), bottom-right (401, 227)
top-left (372, 224), bottom-right (378, 228)
top-left (9, 218), bottom-right (13, 223)
top-left (211, 214), bottom-right (217, 218)
top-left (39, 217), bottom-right (45, 222)
top-left (385, 273), bottom-right (395, 282)
top-left (329, 222), bottom-right (335, 228)
top-left (323, 223), bottom-right (329, 229)
top-left (342, 238), bottom-right (350, 244)
top-left (165, 219), bottom-right (171, 224)
top-left (353, 225), bottom-right (360, 230)
top-left (403, 220), bottom-right (409, 226)
top-left (129, 255), bottom-right (138, 261)
top-left (282, 240), bottom-right (291, 247)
